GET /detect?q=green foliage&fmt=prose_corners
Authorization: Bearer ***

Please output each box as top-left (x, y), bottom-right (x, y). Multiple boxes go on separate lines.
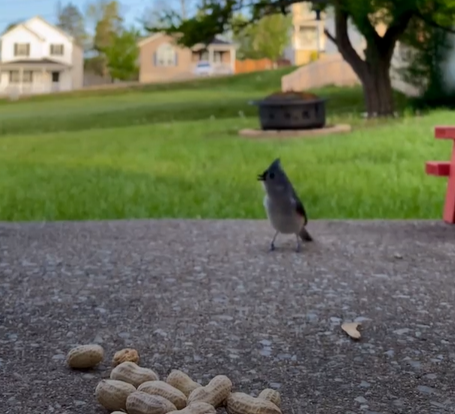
top-left (84, 55), bottom-right (106, 76)
top-left (399, 20), bottom-right (449, 106)
top-left (231, 14), bottom-right (255, 60)
top-left (233, 13), bottom-right (292, 61)
top-left (101, 27), bottom-right (140, 81)
top-left (145, 0), bottom-right (239, 47)
top-left (85, 0), bottom-right (124, 77)
top-left (56, 1), bottom-right (88, 48)
top-left (88, 0), bottom-right (124, 52)
top-left (146, 0), bottom-right (455, 64)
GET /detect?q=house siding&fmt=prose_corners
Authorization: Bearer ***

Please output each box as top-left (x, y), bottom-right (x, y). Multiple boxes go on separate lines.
top-left (71, 42), bottom-right (84, 89)
top-left (0, 17), bottom-right (84, 95)
top-left (25, 17), bottom-right (74, 66)
top-left (139, 34), bottom-right (193, 83)
top-left (1, 27), bottom-right (42, 61)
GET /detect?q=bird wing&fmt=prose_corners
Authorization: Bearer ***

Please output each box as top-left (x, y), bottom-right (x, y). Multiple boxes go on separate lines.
top-left (290, 188), bottom-right (308, 226)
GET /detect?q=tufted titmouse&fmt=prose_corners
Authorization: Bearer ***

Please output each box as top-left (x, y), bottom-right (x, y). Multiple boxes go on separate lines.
top-left (257, 158), bottom-right (313, 252)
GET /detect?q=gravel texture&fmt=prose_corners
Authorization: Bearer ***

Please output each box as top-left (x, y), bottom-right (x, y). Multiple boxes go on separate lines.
top-left (1, 219), bottom-right (455, 414)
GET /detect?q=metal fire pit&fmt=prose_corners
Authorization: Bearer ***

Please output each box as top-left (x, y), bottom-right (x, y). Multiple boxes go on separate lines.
top-left (251, 93), bottom-right (327, 130)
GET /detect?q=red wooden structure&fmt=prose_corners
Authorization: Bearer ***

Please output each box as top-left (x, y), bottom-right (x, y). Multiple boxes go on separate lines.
top-left (425, 126), bottom-right (455, 224)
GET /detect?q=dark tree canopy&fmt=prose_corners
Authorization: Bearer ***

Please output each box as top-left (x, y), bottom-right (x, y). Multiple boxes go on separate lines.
top-left (147, 0), bottom-right (455, 117)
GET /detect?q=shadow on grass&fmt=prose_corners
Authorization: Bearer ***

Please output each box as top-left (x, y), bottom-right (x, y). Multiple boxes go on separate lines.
top-left (0, 67), bottom-right (298, 106)
top-left (0, 86), bottom-right (375, 136)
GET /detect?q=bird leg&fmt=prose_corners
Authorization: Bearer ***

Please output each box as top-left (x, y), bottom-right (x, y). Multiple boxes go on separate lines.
top-left (269, 231), bottom-right (279, 252)
top-left (295, 234), bottom-right (302, 253)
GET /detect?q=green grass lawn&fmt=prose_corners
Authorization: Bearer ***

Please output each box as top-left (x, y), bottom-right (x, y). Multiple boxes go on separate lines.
top-left (0, 68), bottom-right (452, 221)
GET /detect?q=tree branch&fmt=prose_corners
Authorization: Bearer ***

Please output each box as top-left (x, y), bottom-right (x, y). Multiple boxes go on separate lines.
top-left (349, 12), bottom-right (381, 46)
top-left (324, 28), bottom-right (336, 45)
top-left (333, 2), bottom-right (365, 76)
top-left (382, 10), bottom-right (415, 45)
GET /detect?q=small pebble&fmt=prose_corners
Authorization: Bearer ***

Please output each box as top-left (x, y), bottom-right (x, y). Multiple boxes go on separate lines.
top-left (417, 385), bottom-right (436, 394)
top-left (394, 328), bottom-right (411, 335)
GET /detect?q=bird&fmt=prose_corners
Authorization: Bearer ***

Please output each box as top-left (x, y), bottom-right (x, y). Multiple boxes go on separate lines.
top-left (257, 158), bottom-right (313, 252)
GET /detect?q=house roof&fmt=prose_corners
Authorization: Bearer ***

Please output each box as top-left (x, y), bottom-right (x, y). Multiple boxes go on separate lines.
top-left (0, 15), bottom-right (74, 43)
top-left (26, 15), bottom-right (74, 41)
top-left (209, 37), bottom-right (232, 45)
top-left (1, 23), bottom-right (45, 41)
top-left (137, 32), bottom-right (233, 48)
top-left (137, 33), bottom-right (163, 47)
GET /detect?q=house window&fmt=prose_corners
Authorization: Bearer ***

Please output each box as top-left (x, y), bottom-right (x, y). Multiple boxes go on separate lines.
top-left (50, 44), bottom-right (64, 55)
top-left (296, 26), bottom-right (318, 49)
top-left (23, 70), bottom-right (33, 83)
top-left (14, 43), bottom-right (30, 56)
top-left (9, 70), bottom-right (20, 83)
top-left (155, 43), bottom-right (177, 66)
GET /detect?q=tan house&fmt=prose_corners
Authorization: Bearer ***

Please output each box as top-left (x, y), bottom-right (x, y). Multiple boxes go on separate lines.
top-left (137, 33), bottom-right (236, 83)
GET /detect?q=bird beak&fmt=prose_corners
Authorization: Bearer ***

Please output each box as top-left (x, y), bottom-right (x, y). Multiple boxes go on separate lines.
top-left (257, 172), bottom-right (266, 181)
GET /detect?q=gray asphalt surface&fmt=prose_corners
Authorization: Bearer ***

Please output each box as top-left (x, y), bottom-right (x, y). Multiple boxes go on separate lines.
top-left (1, 219), bottom-right (455, 414)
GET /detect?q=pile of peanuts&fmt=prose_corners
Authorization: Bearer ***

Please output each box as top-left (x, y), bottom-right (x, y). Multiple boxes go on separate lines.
top-left (66, 344), bottom-right (282, 414)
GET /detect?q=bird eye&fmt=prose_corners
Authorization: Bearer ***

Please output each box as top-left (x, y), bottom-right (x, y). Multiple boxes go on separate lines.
top-left (269, 172), bottom-right (275, 179)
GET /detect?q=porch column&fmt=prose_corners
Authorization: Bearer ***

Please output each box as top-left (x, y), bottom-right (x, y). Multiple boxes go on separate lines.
top-left (19, 66), bottom-right (23, 94)
top-left (208, 46), bottom-right (214, 64)
top-left (42, 68), bottom-right (46, 93)
top-left (230, 48), bottom-right (236, 74)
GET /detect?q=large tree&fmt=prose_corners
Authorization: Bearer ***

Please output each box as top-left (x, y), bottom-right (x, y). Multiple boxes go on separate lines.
top-left (86, 0), bottom-right (124, 77)
top-left (56, 1), bottom-right (88, 48)
top-left (147, 0), bottom-right (455, 117)
top-left (233, 13), bottom-right (292, 62)
top-left (101, 27), bottom-right (140, 81)
top-left (88, 0), bottom-right (124, 52)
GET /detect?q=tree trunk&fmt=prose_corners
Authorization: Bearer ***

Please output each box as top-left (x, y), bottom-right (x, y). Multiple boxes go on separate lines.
top-left (359, 61), bottom-right (395, 117)
top-left (326, 3), bottom-right (414, 118)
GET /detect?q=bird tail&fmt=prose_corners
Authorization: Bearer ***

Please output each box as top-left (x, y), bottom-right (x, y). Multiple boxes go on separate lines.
top-left (299, 226), bottom-right (313, 242)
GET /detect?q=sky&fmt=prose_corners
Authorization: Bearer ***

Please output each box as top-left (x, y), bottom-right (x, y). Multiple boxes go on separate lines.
top-left (0, 0), bottom-right (150, 34)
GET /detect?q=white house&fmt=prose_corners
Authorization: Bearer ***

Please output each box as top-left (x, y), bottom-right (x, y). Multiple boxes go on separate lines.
top-left (0, 16), bottom-right (84, 96)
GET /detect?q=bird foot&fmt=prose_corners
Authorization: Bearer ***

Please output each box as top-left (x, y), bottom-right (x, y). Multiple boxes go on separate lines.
top-left (269, 243), bottom-right (275, 252)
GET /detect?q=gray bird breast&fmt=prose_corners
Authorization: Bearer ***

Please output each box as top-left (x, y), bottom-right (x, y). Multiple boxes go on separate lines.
top-left (264, 196), bottom-right (303, 234)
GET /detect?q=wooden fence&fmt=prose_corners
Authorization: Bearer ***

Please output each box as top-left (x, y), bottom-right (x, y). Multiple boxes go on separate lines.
top-left (235, 59), bottom-right (273, 74)
top-left (235, 58), bottom-right (291, 74)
